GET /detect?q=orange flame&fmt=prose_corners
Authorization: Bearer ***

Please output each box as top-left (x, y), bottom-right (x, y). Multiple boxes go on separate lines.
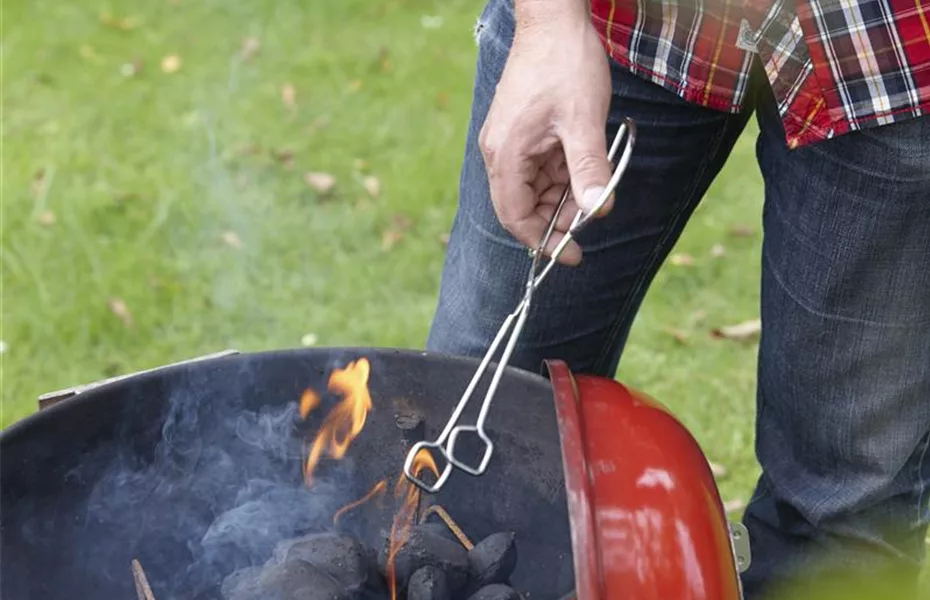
top-left (299, 388), bottom-right (321, 419)
top-left (386, 448), bottom-right (439, 600)
top-left (301, 358), bottom-right (374, 486)
top-left (332, 479), bottom-right (388, 526)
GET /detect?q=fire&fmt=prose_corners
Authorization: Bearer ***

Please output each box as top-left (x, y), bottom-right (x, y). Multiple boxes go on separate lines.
top-left (301, 358), bottom-right (374, 485)
top-left (299, 388), bottom-right (321, 419)
top-left (386, 448), bottom-right (439, 600)
top-left (296, 357), bottom-right (440, 600)
top-left (332, 479), bottom-right (388, 526)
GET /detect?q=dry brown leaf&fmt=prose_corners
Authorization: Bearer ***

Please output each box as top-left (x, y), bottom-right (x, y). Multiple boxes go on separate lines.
top-left (120, 58), bottom-right (144, 77)
top-left (709, 462), bottom-right (727, 478)
top-left (79, 44), bottom-right (100, 62)
top-left (670, 253), bottom-right (695, 267)
top-left (438, 232), bottom-right (450, 246)
top-left (376, 46), bottom-right (392, 73)
top-left (710, 243), bottom-right (726, 258)
top-left (31, 169), bottom-right (46, 197)
top-left (435, 91), bottom-right (449, 108)
top-left (381, 229), bottom-right (404, 251)
top-left (100, 11), bottom-right (142, 30)
top-left (304, 172), bottom-right (336, 195)
top-left (724, 498), bottom-right (747, 513)
top-left (281, 83), bottom-right (297, 110)
top-left (729, 224), bottom-right (755, 238)
top-left (222, 231), bottom-right (242, 248)
top-left (161, 54), bottom-right (182, 74)
top-left (363, 176), bottom-right (381, 198)
top-left (270, 148), bottom-right (294, 169)
top-left (37, 210), bottom-right (56, 226)
top-left (664, 328), bottom-right (690, 345)
top-left (108, 298), bottom-right (133, 327)
top-left (240, 37), bottom-right (261, 61)
top-left (308, 116), bottom-right (329, 134)
top-left (711, 318), bottom-right (762, 341)
top-left (391, 214), bottom-right (413, 231)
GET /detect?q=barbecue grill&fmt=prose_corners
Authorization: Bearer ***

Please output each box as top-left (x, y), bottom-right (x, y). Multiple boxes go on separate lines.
top-left (0, 347), bottom-right (749, 599)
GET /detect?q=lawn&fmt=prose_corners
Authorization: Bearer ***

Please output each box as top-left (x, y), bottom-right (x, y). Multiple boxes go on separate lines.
top-left (3, 0), bottom-right (765, 527)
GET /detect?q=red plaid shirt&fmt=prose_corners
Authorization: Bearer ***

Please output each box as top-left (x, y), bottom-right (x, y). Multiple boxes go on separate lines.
top-left (590, 0), bottom-right (930, 148)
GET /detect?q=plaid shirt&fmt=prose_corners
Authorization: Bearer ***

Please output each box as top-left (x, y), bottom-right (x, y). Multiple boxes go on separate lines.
top-left (590, 0), bottom-right (930, 148)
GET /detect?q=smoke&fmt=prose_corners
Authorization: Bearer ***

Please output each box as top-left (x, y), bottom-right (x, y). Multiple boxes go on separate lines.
top-left (79, 379), bottom-right (354, 599)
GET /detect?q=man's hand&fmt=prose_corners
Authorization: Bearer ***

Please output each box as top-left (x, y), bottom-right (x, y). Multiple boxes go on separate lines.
top-left (479, 0), bottom-right (613, 266)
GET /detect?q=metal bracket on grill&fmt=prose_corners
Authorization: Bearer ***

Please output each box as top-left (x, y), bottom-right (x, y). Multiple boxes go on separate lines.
top-left (36, 349), bottom-right (241, 411)
top-left (729, 521), bottom-right (752, 573)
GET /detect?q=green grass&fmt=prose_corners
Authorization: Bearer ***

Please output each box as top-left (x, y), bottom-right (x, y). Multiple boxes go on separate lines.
top-left (4, 0), bottom-right (760, 506)
top-left (2, 2), bottom-right (764, 500)
top-left (7, 1), bottom-right (922, 595)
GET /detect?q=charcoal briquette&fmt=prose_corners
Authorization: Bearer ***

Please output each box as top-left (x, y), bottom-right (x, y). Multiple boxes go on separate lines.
top-left (468, 532), bottom-right (517, 586)
top-left (271, 532), bottom-right (371, 590)
top-left (377, 525), bottom-right (470, 591)
top-left (406, 565), bottom-right (451, 600)
top-left (466, 583), bottom-right (521, 600)
top-left (222, 559), bottom-right (347, 600)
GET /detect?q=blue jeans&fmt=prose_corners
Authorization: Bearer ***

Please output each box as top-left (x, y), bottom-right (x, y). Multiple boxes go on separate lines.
top-left (426, 0), bottom-right (930, 597)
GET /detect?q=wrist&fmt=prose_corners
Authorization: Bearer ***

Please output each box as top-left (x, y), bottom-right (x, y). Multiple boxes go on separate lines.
top-left (514, 0), bottom-right (591, 33)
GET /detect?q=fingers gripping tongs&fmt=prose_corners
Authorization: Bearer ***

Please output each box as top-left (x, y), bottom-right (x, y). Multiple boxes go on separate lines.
top-left (404, 118), bottom-right (637, 494)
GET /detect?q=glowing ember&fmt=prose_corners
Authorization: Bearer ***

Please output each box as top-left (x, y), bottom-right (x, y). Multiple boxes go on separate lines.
top-left (387, 448), bottom-right (439, 600)
top-left (301, 358), bottom-right (374, 485)
top-left (332, 479), bottom-right (388, 526)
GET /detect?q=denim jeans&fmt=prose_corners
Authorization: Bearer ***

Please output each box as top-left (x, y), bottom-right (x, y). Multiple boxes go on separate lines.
top-left (426, 0), bottom-right (930, 597)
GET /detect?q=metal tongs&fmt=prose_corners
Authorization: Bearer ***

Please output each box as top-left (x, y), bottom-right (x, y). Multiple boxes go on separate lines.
top-left (404, 118), bottom-right (638, 493)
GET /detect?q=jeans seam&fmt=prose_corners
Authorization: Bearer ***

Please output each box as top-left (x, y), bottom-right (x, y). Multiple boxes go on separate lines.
top-left (915, 430), bottom-right (930, 524)
top-left (591, 121), bottom-right (731, 374)
top-left (761, 242), bottom-right (930, 328)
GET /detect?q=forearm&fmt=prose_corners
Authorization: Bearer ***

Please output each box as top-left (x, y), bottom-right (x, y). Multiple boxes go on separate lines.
top-left (514, 0), bottom-right (591, 32)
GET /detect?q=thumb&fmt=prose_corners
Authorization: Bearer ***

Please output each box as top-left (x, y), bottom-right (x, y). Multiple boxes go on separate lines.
top-left (562, 128), bottom-right (614, 217)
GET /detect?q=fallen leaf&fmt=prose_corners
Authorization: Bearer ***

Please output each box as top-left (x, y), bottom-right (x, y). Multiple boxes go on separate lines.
top-left (31, 169), bottom-right (46, 197)
top-left (304, 172), bottom-right (336, 195)
top-left (300, 333), bottom-right (319, 347)
top-left (381, 229), bottom-right (404, 251)
top-left (391, 214), bottom-right (413, 231)
top-left (37, 210), bottom-right (56, 226)
top-left (709, 462), bottom-right (727, 478)
top-left (240, 37), bottom-right (261, 61)
top-left (347, 79), bottom-right (363, 93)
top-left (438, 232), bottom-right (450, 246)
top-left (222, 231), bottom-right (242, 248)
top-left (270, 148), bottom-right (294, 169)
top-left (161, 54), bottom-right (182, 74)
top-left (711, 318), bottom-right (762, 341)
top-left (99, 11), bottom-right (142, 30)
top-left (420, 15), bottom-right (444, 28)
top-left (308, 116), bottom-right (329, 134)
top-left (120, 58), bottom-right (144, 77)
top-left (670, 253), bottom-right (695, 267)
top-left (664, 328), bottom-right (690, 345)
top-left (281, 83), bottom-right (297, 110)
top-left (710, 243), bottom-right (726, 258)
top-left (435, 91), bottom-right (449, 108)
top-left (79, 44), bottom-right (100, 62)
top-left (375, 46), bottom-right (392, 73)
top-left (724, 498), bottom-right (747, 513)
top-left (108, 297), bottom-right (133, 327)
top-left (729, 224), bottom-right (755, 238)
top-left (363, 176), bottom-right (381, 198)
